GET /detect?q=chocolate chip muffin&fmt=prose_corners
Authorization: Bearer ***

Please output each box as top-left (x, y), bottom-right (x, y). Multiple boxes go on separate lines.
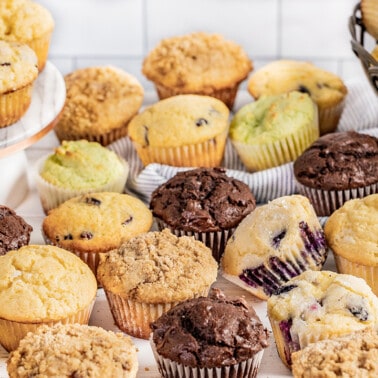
top-left (0, 205), bottom-right (32, 255)
top-left (150, 288), bottom-right (268, 377)
top-left (150, 167), bottom-right (256, 262)
top-left (294, 131), bottom-right (378, 216)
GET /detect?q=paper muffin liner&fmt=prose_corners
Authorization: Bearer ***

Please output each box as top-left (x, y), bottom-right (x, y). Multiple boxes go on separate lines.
top-left (318, 97), bottom-right (346, 135)
top-left (0, 299), bottom-right (95, 352)
top-left (334, 254), bottom-right (378, 296)
top-left (34, 154), bottom-right (129, 214)
top-left (0, 83), bottom-right (34, 128)
top-left (131, 128), bottom-right (228, 168)
top-left (231, 110), bottom-right (319, 172)
top-left (154, 82), bottom-right (242, 110)
top-left (104, 288), bottom-right (210, 340)
top-left (27, 28), bottom-right (54, 72)
top-left (296, 181), bottom-right (378, 217)
top-left (155, 218), bottom-right (234, 263)
top-left (150, 335), bottom-right (264, 378)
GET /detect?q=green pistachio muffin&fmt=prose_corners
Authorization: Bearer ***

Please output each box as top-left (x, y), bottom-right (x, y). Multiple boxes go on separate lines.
top-left (229, 91), bottom-right (319, 171)
top-left (35, 140), bottom-right (129, 213)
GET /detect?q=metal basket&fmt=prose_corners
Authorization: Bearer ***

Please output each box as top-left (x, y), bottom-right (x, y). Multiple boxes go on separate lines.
top-left (349, 2), bottom-right (378, 95)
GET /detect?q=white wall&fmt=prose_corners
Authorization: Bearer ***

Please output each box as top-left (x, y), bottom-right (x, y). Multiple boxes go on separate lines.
top-left (37, 0), bottom-right (368, 89)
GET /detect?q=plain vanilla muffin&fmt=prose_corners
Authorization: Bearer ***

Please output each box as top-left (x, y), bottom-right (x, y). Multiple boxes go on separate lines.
top-left (0, 205), bottom-right (33, 256)
top-left (267, 270), bottom-right (378, 368)
top-left (7, 323), bottom-right (138, 378)
top-left (142, 32), bottom-right (252, 109)
top-left (291, 328), bottom-right (378, 378)
top-left (0, 40), bottom-right (38, 127)
top-left (35, 140), bottom-right (129, 213)
top-left (221, 195), bottom-right (327, 300)
top-left (0, 0), bottom-right (54, 71)
top-left (97, 229), bottom-right (218, 339)
top-left (229, 91), bottom-right (319, 171)
top-left (0, 245), bottom-right (97, 352)
top-left (247, 60), bottom-right (348, 135)
top-left (128, 94), bottom-right (230, 167)
top-left (150, 288), bottom-right (268, 378)
top-left (324, 194), bottom-right (378, 296)
top-left (150, 167), bottom-right (256, 262)
top-left (54, 66), bottom-right (144, 145)
top-left (42, 192), bottom-right (153, 279)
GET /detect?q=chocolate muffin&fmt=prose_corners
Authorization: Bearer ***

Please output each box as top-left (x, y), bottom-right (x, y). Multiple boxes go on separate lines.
top-left (150, 167), bottom-right (256, 262)
top-left (294, 131), bottom-right (378, 216)
top-left (0, 205), bottom-right (33, 255)
top-left (150, 288), bottom-right (268, 377)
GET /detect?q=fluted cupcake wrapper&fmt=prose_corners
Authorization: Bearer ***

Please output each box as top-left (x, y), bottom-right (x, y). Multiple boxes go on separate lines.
top-left (318, 98), bottom-right (346, 135)
top-left (104, 289), bottom-right (210, 340)
top-left (296, 181), bottom-right (378, 216)
top-left (131, 128), bottom-right (228, 168)
top-left (0, 299), bottom-right (95, 352)
top-left (150, 336), bottom-right (264, 378)
top-left (155, 218), bottom-right (235, 263)
top-left (27, 28), bottom-right (54, 72)
top-left (35, 154), bottom-right (129, 214)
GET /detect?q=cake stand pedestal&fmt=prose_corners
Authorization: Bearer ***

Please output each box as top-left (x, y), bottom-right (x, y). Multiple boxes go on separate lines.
top-left (0, 61), bottom-right (66, 208)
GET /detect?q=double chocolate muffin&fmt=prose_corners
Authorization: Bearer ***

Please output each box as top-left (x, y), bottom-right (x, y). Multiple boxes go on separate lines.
top-left (150, 167), bottom-right (256, 262)
top-left (294, 131), bottom-right (378, 216)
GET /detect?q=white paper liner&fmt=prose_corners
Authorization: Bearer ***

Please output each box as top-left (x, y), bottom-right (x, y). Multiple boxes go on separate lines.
top-left (318, 97), bottom-right (346, 135)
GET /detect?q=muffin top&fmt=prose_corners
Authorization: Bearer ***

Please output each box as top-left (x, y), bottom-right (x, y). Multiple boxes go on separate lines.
top-left (151, 288), bottom-right (268, 368)
top-left (127, 94), bottom-right (229, 147)
top-left (7, 324), bottom-right (138, 378)
top-left (55, 66), bottom-right (144, 137)
top-left (42, 192), bottom-right (153, 254)
top-left (324, 194), bottom-right (378, 266)
top-left (142, 32), bottom-right (252, 92)
top-left (0, 40), bottom-right (38, 94)
top-left (229, 91), bottom-right (317, 144)
top-left (0, 245), bottom-right (97, 322)
top-left (294, 131), bottom-right (378, 191)
top-left (291, 328), bottom-right (378, 378)
top-left (150, 167), bottom-right (256, 232)
top-left (39, 140), bottom-right (128, 190)
top-left (361, 0), bottom-right (378, 39)
top-left (0, 0), bottom-right (54, 41)
top-left (247, 60), bottom-right (347, 108)
top-left (97, 229), bottom-right (218, 303)
top-left (0, 205), bottom-right (33, 256)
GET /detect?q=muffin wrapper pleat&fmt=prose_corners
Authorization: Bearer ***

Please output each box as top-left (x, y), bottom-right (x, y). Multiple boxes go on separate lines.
top-left (27, 28), bottom-right (54, 72)
top-left (318, 98), bottom-right (346, 135)
top-left (0, 300), bottom-right (95, 352)
top-left (296, 181), bottom-right (378, 216)
top-left (150, 336), bottom-right (264, 378)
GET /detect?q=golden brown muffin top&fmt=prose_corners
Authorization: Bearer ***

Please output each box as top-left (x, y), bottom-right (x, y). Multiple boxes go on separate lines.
top-left (142, 32), bottom-right (252, 91)
top-left (97, 229), bottom-right (218, 303)
top-left (7, 324), bottom-right (138, 378)
top-left (361, 0), bottom-right (378, 40)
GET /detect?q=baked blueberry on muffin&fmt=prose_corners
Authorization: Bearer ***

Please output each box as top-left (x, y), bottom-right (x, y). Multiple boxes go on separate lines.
top-left (150, 288), bottom-right (268, 378)
top-left (150, 167), bottom-right (256, 262)
top-left (294, 131), bottom-right (378, 216)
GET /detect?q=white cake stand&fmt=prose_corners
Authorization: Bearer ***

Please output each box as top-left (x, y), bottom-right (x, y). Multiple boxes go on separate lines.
top-left (0, 61), bottom-right (66, 208)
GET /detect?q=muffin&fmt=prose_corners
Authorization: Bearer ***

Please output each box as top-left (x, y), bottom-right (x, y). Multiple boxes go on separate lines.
top-left (97, 229), bottom-right (218, 339)
top-left (54, 66), bottom-right (144, 145)
top-left (324, 194), bottom-right (378, 296)
top-left (229, 91), bottom-right (319, 172)
top-left (7, 323), bottom-right (138, 378)
top-left (42, 192), bottom-right (153, 279)
top-left (0, 205), bottom-right (33, 255)
top-left (35, 140), bottom-right (129, 213)
top-left (0, 0), bottom-right (54, 71)
top-left (221, 195), bottom-right (327, 300)
top-left (128, 94), bottom-right (230, 167)
top-left (267, 270), bottom-right (378, 368)
top-left (0, 245), bottom-right (97, 352)
top-left (150, 288), bottom-right (268, 378)
top-left (294, 131), bottom-right (378, 216)
top-left (0, 40), bottom-right (38, 128)
top-left (150, 167), bottom-right (256, 262)
top-left (142, 32), bottom-right (252, 109)
top-left (361, 0), bottom-right (378, 40)
top-left (291, 328), bottom-right (378, 378)
top-left (247, 60), bottom-right (348, 135)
